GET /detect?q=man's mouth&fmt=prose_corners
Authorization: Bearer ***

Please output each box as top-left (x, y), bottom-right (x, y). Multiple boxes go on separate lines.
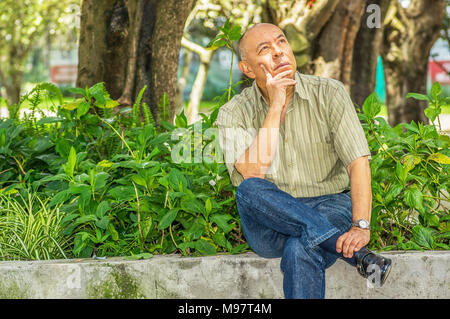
top-left (274, 62), bottom-right (290, 71)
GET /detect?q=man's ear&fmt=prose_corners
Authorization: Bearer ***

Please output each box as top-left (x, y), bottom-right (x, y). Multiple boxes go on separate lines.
top-left (238, 61), bottom-right (255, 79)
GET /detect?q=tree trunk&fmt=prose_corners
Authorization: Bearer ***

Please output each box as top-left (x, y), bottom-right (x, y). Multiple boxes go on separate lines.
top-left (351, 0), bottom-right (389, 107)
top-left (181, 37), bottom-right (214, 123)
top-left (76, 0), bottom-right (195, 125)
top-left (381, 0), bottom-right (446, 126)
top-left (310, 0), bottom-right (366, 90)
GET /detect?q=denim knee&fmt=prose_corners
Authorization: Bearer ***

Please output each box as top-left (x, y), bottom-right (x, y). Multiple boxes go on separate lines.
top-left (281, 237), bottom-right (325, 271)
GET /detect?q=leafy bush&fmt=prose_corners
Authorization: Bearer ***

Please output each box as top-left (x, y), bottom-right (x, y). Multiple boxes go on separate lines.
top-left (360, 82), bottom-right (449, 250)
top-left (0, 81), bottom-right (247, 260)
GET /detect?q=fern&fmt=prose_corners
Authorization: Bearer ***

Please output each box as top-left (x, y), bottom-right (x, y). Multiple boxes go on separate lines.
top-left (158, 92), bottom-right (170, 123)
top-left (132, 86), bottom-right (147, 128)
top-left (142, 102), bottom-right (155, 126)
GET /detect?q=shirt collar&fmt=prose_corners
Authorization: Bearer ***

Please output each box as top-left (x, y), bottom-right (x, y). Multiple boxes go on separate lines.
top-left (252, 71), bottom-right (310, 108)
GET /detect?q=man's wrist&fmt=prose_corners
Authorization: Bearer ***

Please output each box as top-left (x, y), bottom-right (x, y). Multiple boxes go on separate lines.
top-left (352, 218), bottom-right (371, 230)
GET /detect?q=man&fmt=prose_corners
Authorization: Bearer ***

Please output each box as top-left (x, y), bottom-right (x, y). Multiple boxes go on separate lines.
top-left (216, 23), bottom-right (392, 299)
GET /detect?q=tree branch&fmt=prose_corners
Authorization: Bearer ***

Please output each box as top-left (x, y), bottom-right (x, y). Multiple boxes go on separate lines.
top-left (181, 36), bottom-right (213, 63)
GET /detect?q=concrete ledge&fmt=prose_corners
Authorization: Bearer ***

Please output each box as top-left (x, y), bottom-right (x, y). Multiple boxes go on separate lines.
top-left (0, 251), bottom-right (448, 299)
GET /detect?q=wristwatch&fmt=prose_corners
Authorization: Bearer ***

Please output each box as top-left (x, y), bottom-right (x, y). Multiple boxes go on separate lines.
top-left (352, 219), bottom-right (371, 230)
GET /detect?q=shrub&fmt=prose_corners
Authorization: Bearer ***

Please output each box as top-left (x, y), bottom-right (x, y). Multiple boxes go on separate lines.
top-left (360, 82), bottom-right (449, 250)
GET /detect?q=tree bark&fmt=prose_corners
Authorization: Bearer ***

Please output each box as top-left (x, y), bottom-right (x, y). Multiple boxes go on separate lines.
top-left (181, 37), bottom-right (214, 123)
top-left (310, 0), bottom-right (366, 90)
top-left (76, 0), bottom-right (195, 125)
top-left (351, 0), bottom-right (389, 107)
top-left (381, 0), bottom-right (446, 126)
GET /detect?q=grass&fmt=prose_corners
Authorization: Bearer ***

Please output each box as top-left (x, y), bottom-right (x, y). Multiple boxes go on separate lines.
top-left (0, 191), bottom-right (73, 261)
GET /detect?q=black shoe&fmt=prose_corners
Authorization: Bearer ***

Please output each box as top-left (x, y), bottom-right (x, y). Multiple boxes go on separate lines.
top-left (354, 247), bottom-right (392, 287)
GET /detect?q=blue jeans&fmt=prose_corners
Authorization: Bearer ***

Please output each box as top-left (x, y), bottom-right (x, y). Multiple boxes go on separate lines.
top-left (235, 177), bottom-right (353, 299)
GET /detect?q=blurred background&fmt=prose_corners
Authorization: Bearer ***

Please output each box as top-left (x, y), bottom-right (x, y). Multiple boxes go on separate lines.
top-left (0, 0), bottom-right (449, 128)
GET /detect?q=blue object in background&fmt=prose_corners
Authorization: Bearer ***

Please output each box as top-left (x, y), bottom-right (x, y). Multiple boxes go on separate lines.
top-left (375, 56), bottom-right (386, 103)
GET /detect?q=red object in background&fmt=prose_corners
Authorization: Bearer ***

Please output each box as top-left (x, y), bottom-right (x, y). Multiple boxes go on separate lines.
top-left (50, 65), bottom-right (77, 84)
top-left (429, 60), bottom-right (450, 85)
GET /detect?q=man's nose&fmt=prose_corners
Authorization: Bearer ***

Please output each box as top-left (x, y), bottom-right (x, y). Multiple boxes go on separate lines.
top-left (272, 44), bottom-right (283, 57)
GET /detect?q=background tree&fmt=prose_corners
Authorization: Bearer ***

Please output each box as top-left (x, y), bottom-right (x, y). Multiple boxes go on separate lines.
top-left (76, 0), bottom-right (195, 125)
top-left (381, 0), bottom-right (446, 126)
top-left (180, 0), bottom-right (261, 123)
top-left (351, 0), bottom-right (390, 107)
top-left (0, 0), bottom-right (79, 106)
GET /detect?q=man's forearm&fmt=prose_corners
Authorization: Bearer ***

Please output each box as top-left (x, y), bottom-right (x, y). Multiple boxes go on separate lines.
top-left (347, 156), bottom-right (372, 223)
top-left (235, 106), bottom-right (283, 179)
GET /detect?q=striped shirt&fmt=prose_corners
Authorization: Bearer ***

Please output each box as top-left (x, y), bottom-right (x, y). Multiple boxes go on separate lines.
top-left (215, 71), bottom-right (371, 198)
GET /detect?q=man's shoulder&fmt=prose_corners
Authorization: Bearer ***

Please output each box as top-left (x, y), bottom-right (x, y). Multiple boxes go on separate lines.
top-left (216, 86), bottom-right (256, 125)
top-left (297, 72), bottom-right (344, 93)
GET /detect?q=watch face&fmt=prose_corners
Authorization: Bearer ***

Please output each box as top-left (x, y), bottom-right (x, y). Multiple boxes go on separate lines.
top-left (360, 220), bottom-right (369, 228)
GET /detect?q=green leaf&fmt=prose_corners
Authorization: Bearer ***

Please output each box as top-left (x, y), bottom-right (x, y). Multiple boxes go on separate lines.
top-left (401, 121), bottom-right (419, 134)
top-left (395, 162), bottom-right (407, 185)
top-left (231, 243), bottom-right (250, 254)
top-left (210, 213), bottom-right (234, 233)
top-left (229, 25), bottom-right (242, 41)
top-left (181, 197), bottom-right (205, 215)
top-left (405, 92), bottom-right (430, 101)
top-left (95, 201), bottom-right (110, 218)
top-left (75, 215), bottom-right (98, 226)
top-left (402, 154), bottom-right (422, 172)
top-left (95, 215), bottom-right (110, 230)
top-left (428, 153), bottom-right (450, 165)
top-left (183, 218), bottom-right (206, 240)
top-left (430, 82), bottom-right (442, 100)
top-left (194, 239), bottom-right (216, 255)
top-left (49, 189), bottom-right (71, 207)
top-left (212, 231), bottom-right (232, 250)
top-left (124, 253), bottom-right (153, 260)
top-left (168, 168), bottom-right (187, 192)
top-left (108, 186), bottom-right (136, 201)
top-left (159, 208), bottom-right (179, 230)
top-left (385, 183), bottom-right (403, 203)
top-left (175, 110), bottom-right (187, 128)
top-left (411, 225), bottom-right (434, 249)
top-left (65, 146), bottom-right (77, 178)
top-left (36, 117), bottom-right (63, 125)
top-left (205, 198), bottom-right (212, 214)
top-left (404, 186), bottom-right (424, 213)
top-left (131, 174), bottom-right (147, 187)
top-left (93, 172), bottom-right (110, 190)
top-left (424, 107), bottom-right (440, 122)
top-left (362, 93), bottom-right (381, 118)
top-left (76, 101), bottom-right (91, 118)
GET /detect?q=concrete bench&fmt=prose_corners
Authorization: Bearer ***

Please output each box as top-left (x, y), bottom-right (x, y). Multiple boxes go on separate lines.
top-left (0, 251), bottom-right (448, 298)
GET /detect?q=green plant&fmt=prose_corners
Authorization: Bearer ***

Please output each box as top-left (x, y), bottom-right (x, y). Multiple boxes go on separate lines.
top-left (0, 81), bottom-right (246, 259)
top-left (206, 18), bottom-right (242, 102)
top-left (0, 189), bottom-right (72, 260)
top-left (360, 82), bottom-right (449, 251)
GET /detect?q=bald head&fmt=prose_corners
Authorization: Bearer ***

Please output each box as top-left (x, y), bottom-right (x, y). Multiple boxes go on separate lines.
top-left (238, 23), bottom-right (285, 61)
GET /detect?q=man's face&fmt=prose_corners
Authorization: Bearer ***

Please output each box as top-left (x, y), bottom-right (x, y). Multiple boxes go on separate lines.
top-left (239, 24), bottom-right (297, 84)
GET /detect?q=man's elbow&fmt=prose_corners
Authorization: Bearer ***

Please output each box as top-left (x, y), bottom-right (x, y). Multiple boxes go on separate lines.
top-left (346, 156), bottom-right (370, 176)
top-left (234, 161), bottom-right (265, 180)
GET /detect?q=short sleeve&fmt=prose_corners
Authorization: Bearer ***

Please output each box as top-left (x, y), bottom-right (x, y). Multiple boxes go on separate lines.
top-left (216, 107), bottom-right (257, 187)
top-left (328, 82), bottom-right (371, 168)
